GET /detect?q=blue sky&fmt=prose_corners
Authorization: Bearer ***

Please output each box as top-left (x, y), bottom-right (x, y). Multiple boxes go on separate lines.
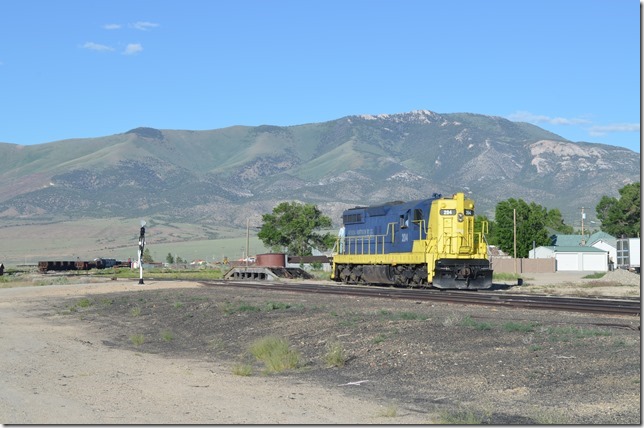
top-left (0, 0), bottom-right (640, 152)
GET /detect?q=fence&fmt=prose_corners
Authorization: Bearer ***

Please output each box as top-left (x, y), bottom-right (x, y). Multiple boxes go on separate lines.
top-left (490, 257), bottom-right (556, 274)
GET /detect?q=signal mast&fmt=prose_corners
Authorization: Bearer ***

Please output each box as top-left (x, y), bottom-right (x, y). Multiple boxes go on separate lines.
top-left (138, 220), bottom-right (146, 284)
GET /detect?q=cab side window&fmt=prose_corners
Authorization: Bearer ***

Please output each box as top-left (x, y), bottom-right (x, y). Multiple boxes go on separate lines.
top-left (400, 210), bottom-right (411, 229)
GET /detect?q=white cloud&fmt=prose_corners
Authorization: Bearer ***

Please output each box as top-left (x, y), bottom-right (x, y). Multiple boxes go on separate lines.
top-left (123, 43), bottom-right (143, 55)
top-left (130, 21), bottom-right (159, 31)
top-left (589, 123), bottom-right (640, 136)
top-left (507, 111), bottom-right (591, 126)
top-left (103, 23), bottom-right (122, 30)
top-left (82, 42), bottom-right (115, 52)
top-left (508, 110), bottom-right (640, 140)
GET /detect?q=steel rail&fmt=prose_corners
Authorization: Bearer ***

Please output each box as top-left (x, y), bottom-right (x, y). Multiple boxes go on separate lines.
top-left (197, 280), bottom-right (640, 316)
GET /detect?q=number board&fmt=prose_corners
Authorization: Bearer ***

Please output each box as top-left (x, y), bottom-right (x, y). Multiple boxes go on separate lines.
top-left (439, 209), bottom-right (456, 216)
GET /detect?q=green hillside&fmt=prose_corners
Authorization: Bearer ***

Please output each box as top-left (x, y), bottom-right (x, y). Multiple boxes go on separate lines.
top-left (0, 110), bottom-right (638, 257)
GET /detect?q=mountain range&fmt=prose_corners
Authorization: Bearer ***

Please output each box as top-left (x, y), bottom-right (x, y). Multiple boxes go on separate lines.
top-left (0, 110), bottom-right (639, 236)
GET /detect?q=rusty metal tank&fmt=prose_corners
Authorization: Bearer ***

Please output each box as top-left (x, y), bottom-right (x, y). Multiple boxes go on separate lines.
top-left (255, 253), bottom-right (286, 267)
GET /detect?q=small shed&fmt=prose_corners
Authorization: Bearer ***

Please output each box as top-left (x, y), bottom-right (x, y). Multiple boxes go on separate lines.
top-left (529, 246), bottom-right (608, 272)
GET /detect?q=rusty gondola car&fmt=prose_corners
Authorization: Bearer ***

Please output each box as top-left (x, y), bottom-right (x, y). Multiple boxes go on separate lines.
top-left (38, 258), bottom-right (125, 273)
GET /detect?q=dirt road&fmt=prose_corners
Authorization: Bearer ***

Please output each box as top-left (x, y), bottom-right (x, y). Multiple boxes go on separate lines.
top-left (0, 281), bottom-right (424, 424)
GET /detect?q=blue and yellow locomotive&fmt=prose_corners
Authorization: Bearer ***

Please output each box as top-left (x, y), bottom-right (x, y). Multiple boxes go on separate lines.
top-left (331, 192), bottom-right (493, 289)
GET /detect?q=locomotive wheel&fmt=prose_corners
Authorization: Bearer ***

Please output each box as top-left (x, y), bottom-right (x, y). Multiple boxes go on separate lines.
top-left (339, 265), bottom-right (352, 283)
top-left (392, 266), bottom-right (405, 286)
top-left (393, 265), bottom-right (417, 287)
top-left (350, 266), bottom-right (362, 283)
top-left (403, 266), bottom-right (415, 287)
top-left (413, 266), bottom-right (428, 286)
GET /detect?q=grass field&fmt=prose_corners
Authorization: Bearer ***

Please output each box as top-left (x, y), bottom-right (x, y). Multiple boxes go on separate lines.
top-left (0, 218), bottom-right (269, 266)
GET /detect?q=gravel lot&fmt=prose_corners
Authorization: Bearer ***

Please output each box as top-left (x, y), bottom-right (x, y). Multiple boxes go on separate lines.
top-left (0, 271), bottom-right (640, 424)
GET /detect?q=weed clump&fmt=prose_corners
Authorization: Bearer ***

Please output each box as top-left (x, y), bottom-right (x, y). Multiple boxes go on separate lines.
top-left (377, 405), bottom-right (398, 418)
top-left (461, 315), bottom-right (493, 330)
top-left (249, 336), bottom-right (300, 373)
top-left (324, 341), bottom-right (346, 368)
top-left (160, 330), bottom-right (174, 341)
top-left (232, 363), bottom-right (253, 376)
top-left (130, 334), bottom-right (145, 346)
top-left (223, 302), bottom-right (261, 315)
top-left (503, 321), bottom-right (539, 333)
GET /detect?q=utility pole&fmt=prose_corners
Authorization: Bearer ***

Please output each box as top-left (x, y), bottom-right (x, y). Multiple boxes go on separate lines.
top-left (246, 218), bottom-right (250, 268)
top-left (581, 207), bottom-right (586, 245)
top-left (513, 208), bottom-right (517, 274)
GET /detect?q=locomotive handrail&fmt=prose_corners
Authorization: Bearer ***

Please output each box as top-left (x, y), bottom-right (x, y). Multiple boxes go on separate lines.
top-left (414, 219), bottom-right (426, 240)
top-left (341, 235), bottom-right (387, 255)
top-left (435, 231), bottom-right (470, 256)
top-left (432, 230), bottom-right (489, 258)
top-left (334, 222), bottom-right (397, 256)
top-left (475, 220), bottom-right (489, 256)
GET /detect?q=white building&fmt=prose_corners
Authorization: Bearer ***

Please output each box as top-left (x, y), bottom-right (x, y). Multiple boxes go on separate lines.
top-left (529, 246), bottom-right (608, 272)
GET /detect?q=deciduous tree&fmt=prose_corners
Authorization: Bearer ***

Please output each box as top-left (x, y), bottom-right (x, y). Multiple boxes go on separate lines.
top-left (258, 202), bottom-right (335, 256)
top-left (545, 208), bottom-right (574, 234)
top-left (494, 198), bottom-right (551, 258)
top-left (596, 182), bottom-right (640, 237)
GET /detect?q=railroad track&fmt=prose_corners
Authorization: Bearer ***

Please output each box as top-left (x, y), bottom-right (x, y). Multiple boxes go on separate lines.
top-left (198, 280), bottom-right (641, 317)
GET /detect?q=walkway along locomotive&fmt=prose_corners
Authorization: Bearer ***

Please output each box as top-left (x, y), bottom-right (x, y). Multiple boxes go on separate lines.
top-left (331, 192), bottom-right (493, 289)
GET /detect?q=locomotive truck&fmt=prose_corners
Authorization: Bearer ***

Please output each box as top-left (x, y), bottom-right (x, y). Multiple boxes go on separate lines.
top-left (331, 192), bottom-right (493, 289)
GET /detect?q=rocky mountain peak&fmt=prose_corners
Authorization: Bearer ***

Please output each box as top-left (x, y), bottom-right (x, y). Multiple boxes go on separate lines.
top-left (353, 109), bottom-right (444, 124)
top-left (529, 140), bottom-right (612, 174)
top-left (0, 112), bottom-right (638, 230)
